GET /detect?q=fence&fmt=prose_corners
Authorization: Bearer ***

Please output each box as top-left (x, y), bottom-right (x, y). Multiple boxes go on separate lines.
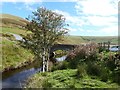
top-left (98, 41), bottom-right (111, 50)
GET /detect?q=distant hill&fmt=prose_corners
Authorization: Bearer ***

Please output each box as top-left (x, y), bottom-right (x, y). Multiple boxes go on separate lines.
top-left (80, 36), bottom-right (118, 45)
top-left (59, 36), bottom-right (118, 45)
top-left (0, 14), bottom-right (118, 45)
top-left (0, 14), bottom-right (28, 28)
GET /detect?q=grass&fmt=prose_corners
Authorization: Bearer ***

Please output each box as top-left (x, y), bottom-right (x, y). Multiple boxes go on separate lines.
top-left (2, 27), bottom-right (27, 35)
top-left (0, 24), bottom-right (33, 71)
top-left (59, 36), bottom-right (87, 45)
top-left (0, 14), bottom-right (26, 21)
top-left (54, 50), bottom-right (68, 58)
top-left (61, 36), bottom-right (118, 44)
top-left (58, 35), bottom-right (118, 45)
top-left (81, 36), bottom-right (118, 45)
top-left (0, 13), bottom-right (28, 27)
top-left (24, 69), bottom-right (119, 88)
top-left (1, 37), bottom-right (33, 71)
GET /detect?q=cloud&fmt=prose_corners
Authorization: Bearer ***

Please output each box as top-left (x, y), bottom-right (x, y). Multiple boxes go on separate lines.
top-left (52, 0), bottom-right (119, 36)
top-left (74, 0), bottom-right (119, 36)
top-left (100, 26), bottom-right (118, 35)
top-left (54, 10), bottom-right (86, 27)
top-left (84, 15), bottom-right (117, 26)
top-left (24, 3), bottom-right (36, 11)
top-left (15, 1), bottom-right (42, 11)
top-left (67, 27), bottom-right (78, 31)
top-left (75, 0), bottom-right (118, 16)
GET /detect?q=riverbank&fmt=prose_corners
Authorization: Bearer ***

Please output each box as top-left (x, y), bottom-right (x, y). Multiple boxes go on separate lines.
top-left (1, 36), bottom-right (34, 72)
top-left (24, 69), bottom-right (119, 88)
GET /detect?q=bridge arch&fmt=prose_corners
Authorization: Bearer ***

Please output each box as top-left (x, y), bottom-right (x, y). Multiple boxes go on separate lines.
top-left (50, 44), bottom-right (76, 53)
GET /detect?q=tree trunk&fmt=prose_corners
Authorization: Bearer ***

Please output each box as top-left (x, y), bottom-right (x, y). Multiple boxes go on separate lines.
top-left (46, 48), bottom-right (50, 72)
top-left (42, 48), bottom-right (50, 72)
top-left (47, 50), bottom-right (49, 72)
top-left (42, 48), bottom-right (46, 72)
top-left (46, 60), bottom-right (49, 72)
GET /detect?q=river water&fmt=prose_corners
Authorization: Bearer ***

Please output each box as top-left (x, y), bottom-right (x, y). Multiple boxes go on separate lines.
top-left (2, 56), bottom-right (66, 88)
top-left (2, 67), bottom-right (42, 88)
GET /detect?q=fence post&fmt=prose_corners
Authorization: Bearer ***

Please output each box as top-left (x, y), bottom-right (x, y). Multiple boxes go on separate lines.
top-left (100, 43), bottom-right (102, 48)
top-left (108, 41), bottom-right (111, 50)
top-left (103, 42), bottom-right (106, 49)
top-left (98, 43), bottom-right (100, 48)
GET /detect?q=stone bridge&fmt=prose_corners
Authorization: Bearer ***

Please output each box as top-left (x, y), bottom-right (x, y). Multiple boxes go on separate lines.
top-left (50, 44), bottom-right (77, 52)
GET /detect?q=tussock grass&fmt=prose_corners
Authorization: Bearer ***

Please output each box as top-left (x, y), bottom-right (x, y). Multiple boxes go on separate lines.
top-left (24, 69), bottom-right (119, 88)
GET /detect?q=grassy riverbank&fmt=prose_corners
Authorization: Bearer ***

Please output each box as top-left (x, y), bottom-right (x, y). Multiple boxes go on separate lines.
top-left (1, 17), bottom-right (34, 71)
top-left (1, 37), bottom-right (33, 71)
top-left (24, 69), bottom-right (119, 88)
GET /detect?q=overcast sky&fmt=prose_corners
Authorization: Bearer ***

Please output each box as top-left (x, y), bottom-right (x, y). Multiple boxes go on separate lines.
top-left (1, 0), bottom-right (119, 36)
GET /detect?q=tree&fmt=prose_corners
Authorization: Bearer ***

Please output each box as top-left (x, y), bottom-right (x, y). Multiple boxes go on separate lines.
top-left (21, 7), bottom-right (68, 72)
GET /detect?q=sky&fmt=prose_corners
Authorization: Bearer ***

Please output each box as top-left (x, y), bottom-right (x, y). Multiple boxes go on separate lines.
top-left (0, 0), bottom-right (119, 36)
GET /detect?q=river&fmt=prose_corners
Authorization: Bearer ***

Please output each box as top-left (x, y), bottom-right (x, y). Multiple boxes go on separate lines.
top-left (2, 56), bottom-right (67, 88)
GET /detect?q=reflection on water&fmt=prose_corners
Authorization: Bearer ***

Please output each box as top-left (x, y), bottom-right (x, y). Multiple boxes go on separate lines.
top-left (2, 67), bottom-right (41, 88)
top-left (56, 55), bottom-right (67, 61)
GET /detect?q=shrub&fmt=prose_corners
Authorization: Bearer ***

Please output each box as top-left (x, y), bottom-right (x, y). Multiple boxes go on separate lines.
top-left (51, 61), bottom-right (69, 71)
top-left (98, 47), bottom-right (108, 53)
top-left (100, 69), bottom-right (109, 82)
top-left (67, 57), bottom-right (79, 69)
top-left (66, 43), bottom-right (98, 69)
top-left (61, 61), bottom-right (69, 69)
top-left (106, 60), bottom-right (116, 71)
top-left (86, 62), bottom-right (101, 76)
top-left (111, 70), bottom-right (120, 85)
top-left (86, 61), bottom-right (110, 82)
top-left (76, 64), bottom-right (86, 78)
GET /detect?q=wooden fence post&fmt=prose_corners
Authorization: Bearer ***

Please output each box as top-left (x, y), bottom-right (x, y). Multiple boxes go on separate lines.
top-left (103, 42), bottom-right (106, 49)
top-left (108, 41), bottom-right (111, 50)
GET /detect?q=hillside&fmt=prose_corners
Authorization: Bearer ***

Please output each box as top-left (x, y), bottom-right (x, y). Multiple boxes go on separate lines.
top-left (0, 14), bottom-right (33, 71)
top-left (59, 36), bottom-right (118, 45)
top-left (81, 36), bottom-right (118, 45)
top-left (0, 13), bottom-right (28, 28)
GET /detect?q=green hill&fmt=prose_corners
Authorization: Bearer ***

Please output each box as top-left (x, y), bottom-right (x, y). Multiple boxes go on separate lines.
top-left (0, 13), bottom-right (28, 27)
top-left (59, 36), bottom-right (118, 45)
top-left (0, 14), bottom-right (33, 71)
